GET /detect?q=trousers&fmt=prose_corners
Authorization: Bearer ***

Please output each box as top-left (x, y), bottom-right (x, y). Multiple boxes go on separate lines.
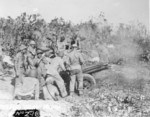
top-left (46, 74), bottom-right (67, 97)
top-left (70, 69), bottom-right (83, 93)
top-left (43, 84), bottom-right (59, 100)
top-left (36, 66), bottom-right (46, 90)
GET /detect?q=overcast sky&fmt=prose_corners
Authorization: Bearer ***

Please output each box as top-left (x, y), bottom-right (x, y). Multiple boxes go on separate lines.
top-left (0, 0), bottom-right (149, 29)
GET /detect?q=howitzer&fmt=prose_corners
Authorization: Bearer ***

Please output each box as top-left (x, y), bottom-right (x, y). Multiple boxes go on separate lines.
top-left (62, 62), bottom-right (110, 90)
top-left (81, 58), bottom-right (123, 90)
top-left (81, 63), bottom-right (110, 90)
top-left (82, 63), bottom-right (109, 74)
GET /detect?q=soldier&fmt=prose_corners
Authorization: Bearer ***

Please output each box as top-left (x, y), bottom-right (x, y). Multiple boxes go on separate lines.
top-left (45, 51), bottom-right (68, 98)
top-left (34, 48), bottom-right (47, 91)
top-left (67, 44), bottom-right (84, 96)
top-left (35, 49), bottom-right (60, 100)
top-left (36, 49), bottom-right (60, 100)
top-left (58, 51), bottom-right (71, 95)
top-left (28, 40), bottom-right (36, 51)
top-left (26, 40), bottom-right (37, 77)
top-left (14, 45), bottom-right (40, 100)
top-left (23, 38), bottom-right (30, 46)
top-left (57, 36), bottom-right (66, 53)
top-left (14, 45), bottom-right (28, 83)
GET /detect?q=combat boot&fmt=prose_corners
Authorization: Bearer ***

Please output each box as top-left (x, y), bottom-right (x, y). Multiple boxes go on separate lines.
top-left (78, 90), bottom-right (83, 96)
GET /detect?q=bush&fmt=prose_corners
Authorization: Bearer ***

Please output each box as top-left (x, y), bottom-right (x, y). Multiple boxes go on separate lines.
top-left (0, 12), bottom-right (149, 64)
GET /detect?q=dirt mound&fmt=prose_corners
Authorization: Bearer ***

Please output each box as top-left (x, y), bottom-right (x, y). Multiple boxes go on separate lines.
top-left (0, 64), bottom-right (150, 117)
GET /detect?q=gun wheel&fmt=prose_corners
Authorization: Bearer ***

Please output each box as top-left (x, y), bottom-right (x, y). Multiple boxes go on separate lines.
top-left (83, 74), bottom-right (96, 90)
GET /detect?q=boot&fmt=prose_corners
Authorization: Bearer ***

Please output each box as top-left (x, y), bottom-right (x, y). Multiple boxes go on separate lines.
top-left (69, 92), bottom-right (78, 97)
top-left (61, 91), bottom-right (68, 98)
top-left (78, 90), bottom-right (83, 96)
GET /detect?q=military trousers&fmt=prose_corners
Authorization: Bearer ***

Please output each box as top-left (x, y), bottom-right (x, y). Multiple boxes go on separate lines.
top-left (46, 73), bottom-right (67, 97)
top-left (36, 66), bottom-right (46, 90)
top-left (70, 69), bottom-right (83, 93)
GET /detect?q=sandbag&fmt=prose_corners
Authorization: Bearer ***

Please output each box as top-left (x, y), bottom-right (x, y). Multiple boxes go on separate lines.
top-left (14, 77), bottom-right (39, 100)
top-left (0, 80), bottom-right (14, 100)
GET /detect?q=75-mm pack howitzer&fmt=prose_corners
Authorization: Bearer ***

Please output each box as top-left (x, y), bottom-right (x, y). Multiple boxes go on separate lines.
top-left (81, 58), bottom-right (123, 90)
top-left (81, 63), bottom-right (110, 90)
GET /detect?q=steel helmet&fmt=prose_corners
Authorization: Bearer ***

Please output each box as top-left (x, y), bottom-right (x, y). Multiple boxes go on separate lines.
top-left (30, 40), bottom-right (36, 45)
top-left (72, 44), bottom-right (78, 48)
top-left (19, 45), bottom-right (27, 51)
top-left (37, 49), bottom-right (43, 54)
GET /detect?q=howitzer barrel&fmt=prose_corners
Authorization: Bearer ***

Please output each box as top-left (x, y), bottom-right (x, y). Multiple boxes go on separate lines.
top-left (82, 63), bottom-right (109, 74)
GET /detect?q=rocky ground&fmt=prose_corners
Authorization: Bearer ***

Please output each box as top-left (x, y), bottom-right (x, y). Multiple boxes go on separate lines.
top-left (0, 64), bottom-right (150, 117)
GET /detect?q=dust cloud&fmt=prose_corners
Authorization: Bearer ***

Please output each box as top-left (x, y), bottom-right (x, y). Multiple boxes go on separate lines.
top-left (108, 32), bottom-right (150, 90)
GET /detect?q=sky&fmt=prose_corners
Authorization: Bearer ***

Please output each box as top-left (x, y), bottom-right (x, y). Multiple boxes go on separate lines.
top-left (0, 0), bottom-right (149, 29)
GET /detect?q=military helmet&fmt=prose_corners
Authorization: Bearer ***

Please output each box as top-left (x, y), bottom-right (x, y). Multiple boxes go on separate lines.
top-left (19, 45), bottom-right (27, 51)
top-left (23, 38), bottom-right (29, 41)
top-left (37, 45), bottom-right (49, 51)
top-left (72, 44), bottom-right (78, 48)
top-left (37, 49), bottom-right (43, 54)
top-left (30, 40), bottom-right (36, 45)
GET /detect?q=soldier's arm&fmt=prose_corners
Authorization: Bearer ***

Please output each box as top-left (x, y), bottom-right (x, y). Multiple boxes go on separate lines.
top-left (64, 56), bottom-right (71, 70)
top-left (24, 54), bottom-right (28, 69)
top-left (79, 53), bottom-right (84, 65)
top-left (40, 57), bottom-right (48, 77)
top-left (14, 54), bottom-right (20, 76)
top-left (65, 54), bottom-right (71, 65)
top-left (42, 57), bottom-right (49, 64)
top-left (41, 64), bottom-right (47, 78)
top-left (27, 54), bottom-right (35, 66)
top-left (59, 59), bottom-right (66, 71)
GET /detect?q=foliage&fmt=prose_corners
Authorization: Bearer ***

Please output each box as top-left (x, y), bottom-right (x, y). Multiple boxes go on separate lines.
top-left (0, 12), bottom-right (149, 63)
top-left (0, 13), bottom-right (73, 56)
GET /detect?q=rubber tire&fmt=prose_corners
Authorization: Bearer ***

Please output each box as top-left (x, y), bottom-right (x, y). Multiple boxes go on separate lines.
top-left (83, 74), bottom-right (96, 90)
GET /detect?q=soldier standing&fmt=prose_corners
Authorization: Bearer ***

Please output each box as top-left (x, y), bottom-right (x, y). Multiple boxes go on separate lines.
top-left (26, 40), bottom-right (37, 77)
top-left (14, 44), bottom-right (40, 100)
top-left (34, 48), bottom-right (47, 91)
top-left (67, 44), bottom-right (84, 96)
top-left (14, 45), bottom-right (28, 83)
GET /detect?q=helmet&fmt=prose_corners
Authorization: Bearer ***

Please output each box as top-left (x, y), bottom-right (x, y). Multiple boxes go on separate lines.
top-left (23, 38), bottom-right (29, 41)
top-left (37, 49), bottom-right (43, 54)
top-left (72, 44), bottom-right (78, 48)
top-left (19, 45), bottom-right (27, 51)
top-left (37, 45), bottom-right (50, 51)
top-left (30, 40), bottom-right (36, 45)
